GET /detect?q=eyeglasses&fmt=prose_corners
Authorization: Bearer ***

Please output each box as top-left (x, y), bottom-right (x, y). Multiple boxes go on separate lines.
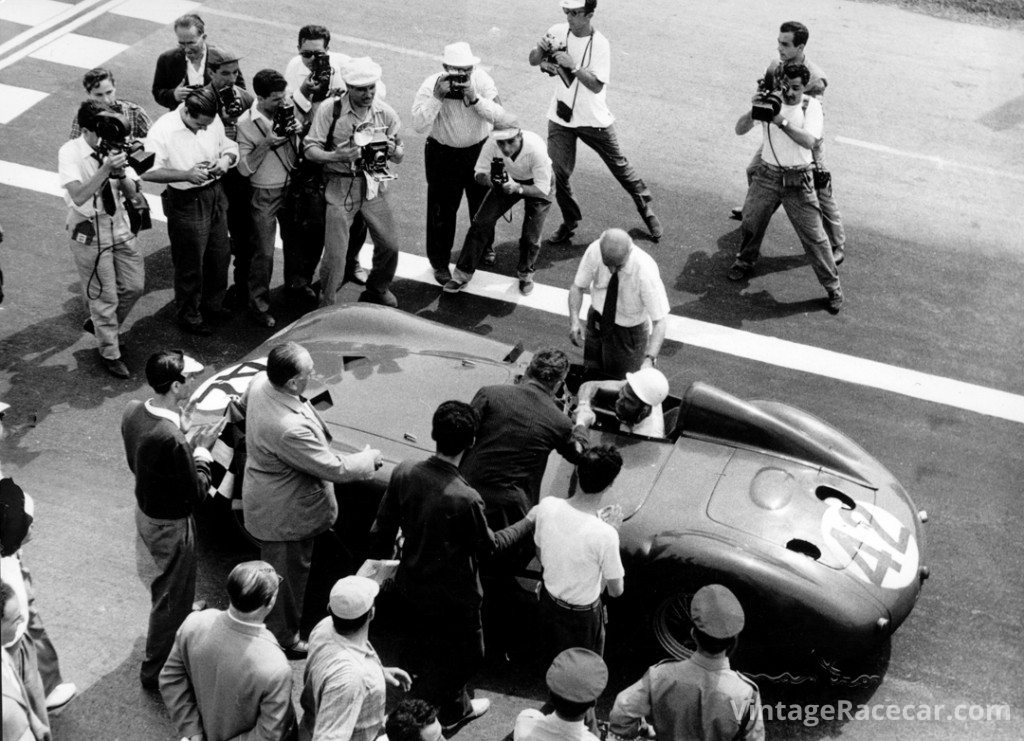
top-left (563, 8), bottom-right (588, 17)
top-left (299, 50), bottom-right (321, 59)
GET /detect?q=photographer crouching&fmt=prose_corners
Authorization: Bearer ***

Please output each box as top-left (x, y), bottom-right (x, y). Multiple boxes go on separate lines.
top-left (58, 101), bottom-right (151, 378)
top-left (728, 63), bottom-right (844, 313)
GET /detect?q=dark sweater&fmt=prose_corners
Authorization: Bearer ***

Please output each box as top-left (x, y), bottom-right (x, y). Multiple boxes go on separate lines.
top-left (121, 400), bottom-right (211, 519)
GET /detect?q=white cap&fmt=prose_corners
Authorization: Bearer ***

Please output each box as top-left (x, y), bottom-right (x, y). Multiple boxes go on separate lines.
top-left (341, 57), bottom-right (382, 87)
top-left (328, 576), bottom-right (379, 619)
top-left (442, 42), bottom-right (479, 67)
top-left (181, 355), bottom-right (204, 375)
top-left (625, 368), bottom-right (669, 406)
top-left (491, 119), bottom-right (521, 141)
top-left (560, 0), bottom-right (589, 9)
top-left (0, 401), bottom-right (9, 415)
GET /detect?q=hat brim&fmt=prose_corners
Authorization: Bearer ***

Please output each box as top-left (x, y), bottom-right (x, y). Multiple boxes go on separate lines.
top-left (491, 128), bottom-right (521, 141)
top-left (443, 55), bottom-right (480, 67)
top-left (181, 355), bottom-right (204, 375)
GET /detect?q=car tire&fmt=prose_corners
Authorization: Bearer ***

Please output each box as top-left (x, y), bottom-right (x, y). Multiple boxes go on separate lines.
top-left (651, 590), bottom-right (699, 660)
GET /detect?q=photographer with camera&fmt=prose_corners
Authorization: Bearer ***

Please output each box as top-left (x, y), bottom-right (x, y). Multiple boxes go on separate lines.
top-left (206, 47), bottom-right (259, 315)
top-left (732, 21), bottom-right (846, 266)
top-left (57, 101), bottom-right (147, 379)
top-left (152, 13), bottom-right (245, 111)
top-left (728, 63), bottom-right (844, 313)
top-left (528, 0), bottom-right (662, 245)
top-left (442, 120), bottom-right (553, 296)
top-left (236, 69), bottom-right (303, 329)
top-left (144, 86), bottom-right (239, 335)
top-left (304, 57), bottom-right (404, 308)
top-left (69, 68), bottom-right (150, 141)
top-left (412, 42), bottom-right (507, 286)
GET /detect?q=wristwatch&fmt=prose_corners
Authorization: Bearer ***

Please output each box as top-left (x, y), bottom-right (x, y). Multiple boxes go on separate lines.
top-left (779, 117), bottom-right (790, 130)
top-left (645, 354), bottom-right (658, 366)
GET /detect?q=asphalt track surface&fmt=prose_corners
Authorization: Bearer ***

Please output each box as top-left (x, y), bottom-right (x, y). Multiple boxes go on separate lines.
top-left (0, 0), bottom-right (1022, 739)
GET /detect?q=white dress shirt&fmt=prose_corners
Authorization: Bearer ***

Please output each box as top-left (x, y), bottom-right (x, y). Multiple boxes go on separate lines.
top-left (57, 135), bottom-right (137, 219)
top-left (573, 240), bottom-right (670, 328)
top-left (145, 107), bottom-right (240, 190)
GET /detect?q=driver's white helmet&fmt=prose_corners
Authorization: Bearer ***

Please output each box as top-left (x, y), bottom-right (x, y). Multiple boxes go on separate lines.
top-left (625, 368), bottom-right (669, 406)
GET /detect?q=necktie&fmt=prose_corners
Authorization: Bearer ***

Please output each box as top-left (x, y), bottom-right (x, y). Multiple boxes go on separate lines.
top-left (100, 180), bottom-right (117, 216)
top-left (602, 269), bottom-right (619, 336)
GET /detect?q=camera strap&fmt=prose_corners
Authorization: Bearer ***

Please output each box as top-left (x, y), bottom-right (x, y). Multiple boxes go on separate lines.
top-left (562, 30), bottom-right (594, 120)
top-left (254, 118), bottom-right (294, 189)
top-left (766, 96), bottom-right (811, 169)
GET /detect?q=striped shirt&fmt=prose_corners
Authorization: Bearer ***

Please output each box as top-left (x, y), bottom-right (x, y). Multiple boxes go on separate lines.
top-left (69, 99), bottom-right (152, 140)
top-left (411, 68), bottom-right (503, 148)
top-left (300, 619), bottom-right (387, 741)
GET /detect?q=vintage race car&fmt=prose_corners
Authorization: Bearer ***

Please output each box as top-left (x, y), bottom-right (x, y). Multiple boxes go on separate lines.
top-left (189, 304), bottom-right (928, 669)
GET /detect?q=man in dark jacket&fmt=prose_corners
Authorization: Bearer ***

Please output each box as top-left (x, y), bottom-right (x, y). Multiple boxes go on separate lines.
top-left (151, 14), bottom-right (245, 110)
top-left (121, 350), bottom-right (223, 689)
top-left (370, 401), bottom-right (535, 736)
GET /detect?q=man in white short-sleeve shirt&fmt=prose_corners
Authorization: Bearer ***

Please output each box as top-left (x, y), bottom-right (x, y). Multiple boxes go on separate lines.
top-left (568, 228), bottom-right (669, 379)
top-left (144, 86), bottom-right (239, 335)
top-left (528, 0), bottom-right (662, 244)
top-left (530, 445), bottom-right (625, 664)
top-left (58, 101), bottom-right (145, 378)
top-left (728, 63), bottom-right (844, 314)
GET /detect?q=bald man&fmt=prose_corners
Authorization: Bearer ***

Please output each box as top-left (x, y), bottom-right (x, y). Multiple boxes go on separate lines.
top-left (568, 229), bottom-right (669, 379)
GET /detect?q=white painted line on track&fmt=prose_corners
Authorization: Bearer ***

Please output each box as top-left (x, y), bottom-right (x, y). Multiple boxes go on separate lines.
top-left (0, 0), bottom-right (107, 57)
top-left (835, 136), bottom-right (1024, 183)
top-left (0, 0), bottom-right (127, 72)
top-left (2, 158), bottom-right (1022, 425)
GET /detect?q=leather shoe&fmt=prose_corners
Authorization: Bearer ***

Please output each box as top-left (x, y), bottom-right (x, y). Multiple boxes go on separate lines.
top-left (442, 698), bottom-right (490, 738)
top-left (283, 639), bottom-right (309, 659)
top-left (546, 221), bottom-right (578, 245)
top-left (102, 357), bottom-right (130, 379)
top-left (481, 248), bottom-right (497, 267)
top-left (359, 289), bottom-right (398, 307)
top-left (730, 206), bottom-right (743, 220)
top-left (45, 682), bottom-right (77, 713)
top-left (727, 264), bottom-right (751, 282)
top-left (251, 310), bottom-right (277, 328)
top-left (518, 277), bottom-right (534, 296)
top-left (433, 267), bottom-right (452, 285)
top-left (826, 288), bottom-right (844, 314)
top-left (443, 278), bottom-right (468, 294)
top-left (833, 247), bottom-right (845, 266)
top-left (344, 266), bottom-right (369, 286)
top-left (179, 321), bottom-right (213, 336)
top-left (643, 212), bottom-right (663, 241)
top-left (82, 317), bottom-right (95, 335)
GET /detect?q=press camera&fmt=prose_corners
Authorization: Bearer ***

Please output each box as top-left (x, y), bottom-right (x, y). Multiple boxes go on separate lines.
top-left (92, 110), bottom-right (154, 178)
top-left (751, 70), bottom-right (783, 122)
top-left (443, 70), bottom-right (470, 100)
top-left (217, 85), bottom-right (246, 119)
top-left (489, 157), bottom-right (507, 188)
top-left (352, 124), bottom-right (395, 182)
top-left (272, 102), bottom-right (298, 137)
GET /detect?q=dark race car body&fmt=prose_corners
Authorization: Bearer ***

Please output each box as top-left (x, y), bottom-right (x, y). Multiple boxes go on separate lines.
top-left (190, 304), bottom-right (928, 665)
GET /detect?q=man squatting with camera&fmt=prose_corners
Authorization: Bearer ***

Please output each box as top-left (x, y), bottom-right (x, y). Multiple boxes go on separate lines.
top-left (735, 21), bottom-right (846, 267)
top-left (304, 57), bottom-right (405, 309)
top-left (412, 42), bottom-right (506, 286)
top-left (529, 0), bottom-right (662, 246)
top-left (58, 101), bottom-right (147, 379)
top-left (728, 63), bottom-right (844, 313)
top-left (143, 86), bottom-right (239, 336)
top-left (443, 121), bottom-right (554, 296)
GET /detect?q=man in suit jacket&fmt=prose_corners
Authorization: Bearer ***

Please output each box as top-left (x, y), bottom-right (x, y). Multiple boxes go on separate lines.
top-left (152, 13), bottom-right (246, 110)
top-left (240, 342), bottom-right (382, 656)
top-left (161, 561), bottom-right (297, 741)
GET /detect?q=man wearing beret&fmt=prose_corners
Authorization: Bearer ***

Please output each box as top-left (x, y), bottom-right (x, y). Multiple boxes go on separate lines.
top-left (300, 577), bottom-right (411, 741)
top-left (514, 648), bottom-right (608, 740)
top-left (304, 57), bottom-right (405, 308)
top-left (609, 584), bottom-right (765, 740)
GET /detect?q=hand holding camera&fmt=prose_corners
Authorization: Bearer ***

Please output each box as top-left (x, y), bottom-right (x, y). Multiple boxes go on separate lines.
top-left (489, 157), bottom-right (507, 189)
top-left (750, 73), bottom-right (783, 122)
top-left (100, 151), bottom-right (129, 179)
top-left (271, 102), bottom-right (300, 138)
top-left (442, 70), bottom-right (470, 100)
top-left (185, 163), bottom-right (214, 185)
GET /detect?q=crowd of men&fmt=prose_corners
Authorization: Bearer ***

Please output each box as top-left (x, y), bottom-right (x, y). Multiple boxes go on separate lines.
top-left (54, 1), bottom-right (846, 378)
top-left (6, 1), bottom-right (854, 738)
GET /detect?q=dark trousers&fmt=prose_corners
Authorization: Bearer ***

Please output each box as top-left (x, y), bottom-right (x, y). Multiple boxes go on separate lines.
top-left (583, 308), bottom-right (649, 379)
top-left (321, 175), bottom-right (398, 304)
top-left (400, 593), bottom-right (483, 726)
top-left (261, 536), bottom-right (315, 647)
top-left (135, 509), bottom-right (196, 687)
top-left (454, 190), bottom-right (551, 279)
top-left (425, 137), bottom-right (491, 270)
top-left (248, 185), bottom-right (302, 313)
top-left (223, 168), bottom-right (254, 300)
top-left (540, 588), bottom-right (605, 666)
top-left (282, 185), bottom-right (367, 292)
top-left (162, 183), bottom-right (230, 326)
top-left (547, 120), bottom-right (652, 225)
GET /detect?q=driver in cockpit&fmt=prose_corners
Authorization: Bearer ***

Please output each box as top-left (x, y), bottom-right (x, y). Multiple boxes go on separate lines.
top-left (572, 367), bottom-right (669, 438)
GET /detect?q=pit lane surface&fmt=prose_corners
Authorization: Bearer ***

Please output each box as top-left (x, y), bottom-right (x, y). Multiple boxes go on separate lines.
top-left (0, 0), bottom-right (1022, 738)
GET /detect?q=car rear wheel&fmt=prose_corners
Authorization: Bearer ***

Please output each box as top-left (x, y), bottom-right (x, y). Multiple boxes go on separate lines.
top-left (652, 590), bottom-right (698, 660)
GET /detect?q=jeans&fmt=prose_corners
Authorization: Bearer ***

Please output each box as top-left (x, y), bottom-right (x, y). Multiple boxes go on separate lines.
top-left (68, 218), bottom-right (143, 360)
top-left (735, 162), bottom-right (840, 292)
top-left (547, 120), bottom-right (652, 225)
top-left (746, 141), bottom-right (845, 250)
top-left (321, 175), bottom-right (399, 304)
top-left (135, 509), bottom-right (196, 688)
top-left (453, 190), bottom-right (551, 280)
top-left (162, 183), bottom-right (230, 325)
top-left (425, 137), bottom-right (491, 270)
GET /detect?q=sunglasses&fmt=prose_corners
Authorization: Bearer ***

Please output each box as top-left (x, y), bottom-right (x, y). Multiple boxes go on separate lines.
top-left (299, 50), bottom-right (322, 59)
top-left (563, 8), bottom-right (589, 17)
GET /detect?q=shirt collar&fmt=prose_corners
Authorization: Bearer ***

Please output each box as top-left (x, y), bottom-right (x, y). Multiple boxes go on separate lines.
top-left (144, 399), bottom-right (182, 428)
top-left (251, 102), bottom-right (271, 124)
top-left (691, 651), bottom-right (731, 672)
top-left (226, 609), bottom-right (267, 631)
top-left (331, 630), bottom-right (378, 659)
